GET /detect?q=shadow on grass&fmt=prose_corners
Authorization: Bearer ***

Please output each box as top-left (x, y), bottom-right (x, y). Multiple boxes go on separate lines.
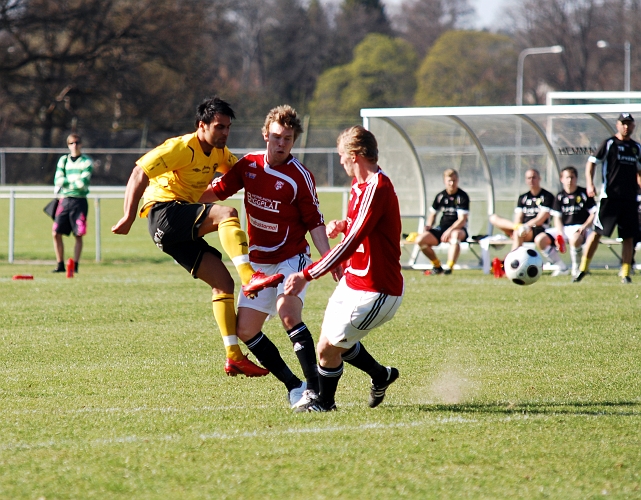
top-left (412, 400), bottom-right (641, 417)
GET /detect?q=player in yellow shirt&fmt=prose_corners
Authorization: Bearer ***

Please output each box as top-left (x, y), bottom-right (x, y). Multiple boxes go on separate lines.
top-left (112, 97), bottom-right (283, 377)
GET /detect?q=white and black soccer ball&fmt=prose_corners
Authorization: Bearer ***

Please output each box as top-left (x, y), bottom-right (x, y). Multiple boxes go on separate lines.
top-left (504, 246), bottom-right (543, 286)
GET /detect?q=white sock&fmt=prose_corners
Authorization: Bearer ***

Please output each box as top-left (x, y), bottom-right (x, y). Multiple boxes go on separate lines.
top-left (545, 246), bottom-right (567, 270)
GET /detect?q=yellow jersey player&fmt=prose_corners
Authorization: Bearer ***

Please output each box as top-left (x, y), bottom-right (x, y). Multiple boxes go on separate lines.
top-left (112, 97), bottom-right (283, 377)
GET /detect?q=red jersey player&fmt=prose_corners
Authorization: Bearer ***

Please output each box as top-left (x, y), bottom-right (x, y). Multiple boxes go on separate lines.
top-left (286, 125), bottom-right (404, 412)
top-left (203, 105), bottom-right (338, 408)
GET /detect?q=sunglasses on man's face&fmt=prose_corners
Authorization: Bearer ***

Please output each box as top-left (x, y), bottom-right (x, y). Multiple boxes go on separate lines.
top-left (68, 141), bottom-right (81, 145)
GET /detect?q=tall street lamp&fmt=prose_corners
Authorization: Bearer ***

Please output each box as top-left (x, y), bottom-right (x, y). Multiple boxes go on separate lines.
top-left (597, 40), bottom-right (631, 92)
top-left (516, 45), bottom-right (564, 105)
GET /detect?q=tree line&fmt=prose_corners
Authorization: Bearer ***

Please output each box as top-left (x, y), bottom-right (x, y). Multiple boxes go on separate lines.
top-left (0, 0), bottom-right (640, 183)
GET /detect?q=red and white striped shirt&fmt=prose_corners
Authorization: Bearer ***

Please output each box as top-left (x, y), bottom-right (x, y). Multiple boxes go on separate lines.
top-left (303, 169), bottom-right (403, 296)
top-left (212, 151), bottom-right (325, 264)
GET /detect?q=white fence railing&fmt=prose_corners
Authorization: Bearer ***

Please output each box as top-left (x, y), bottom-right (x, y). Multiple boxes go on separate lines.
top-left (0, 186), bottom-right (350, 263)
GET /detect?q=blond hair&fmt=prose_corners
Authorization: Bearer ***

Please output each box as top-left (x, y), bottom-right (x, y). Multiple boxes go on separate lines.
top-left (337, 125), bottom-right (378, 163)
top-left (262, 105), bottom-right (303, 141)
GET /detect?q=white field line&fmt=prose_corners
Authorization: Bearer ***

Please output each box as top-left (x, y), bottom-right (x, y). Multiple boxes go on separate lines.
top-left (1, 415), bottom-right (486, 452)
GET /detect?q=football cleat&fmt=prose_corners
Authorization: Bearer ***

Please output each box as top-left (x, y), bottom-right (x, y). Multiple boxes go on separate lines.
top-left (555, 234), bottom-right (567, 254)
top-left (294, 397), bottom-right (336, 413)
top-left (224, 355), bottom-right (269, 377)
top-left (443, 268), bottom-right (452, 275)
top-left (290, 387), bottom-right (319, 409)
top-left (572, 271), bottom-right (587, 283)
top-left (424, 266), bottom-right (444, 276)
top-left (287, 381), bottom-right (307, 408)
top-left (621, 276), bottom-right (632, 284)
top-left (369, 367), bottom-right (399, 408)
top-left (241, 271), bottom-right (284, 298)
top-left (551, 268), bottom-right (570, 277)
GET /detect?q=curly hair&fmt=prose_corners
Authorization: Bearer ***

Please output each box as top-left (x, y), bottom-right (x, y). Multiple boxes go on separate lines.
top-left (262, 105), bottom-right (303, 141)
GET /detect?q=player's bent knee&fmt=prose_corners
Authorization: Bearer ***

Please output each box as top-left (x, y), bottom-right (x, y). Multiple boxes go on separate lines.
top-left (209, 204), bottom-right (238, 221)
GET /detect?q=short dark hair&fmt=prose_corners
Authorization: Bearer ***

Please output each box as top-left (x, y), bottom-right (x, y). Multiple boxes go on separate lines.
top-left (195, 97), bottom-right (235, 128)
top-left (561, 166), bottom-right (578, 177)
top-left (337, 125), bottom-right (378, 163)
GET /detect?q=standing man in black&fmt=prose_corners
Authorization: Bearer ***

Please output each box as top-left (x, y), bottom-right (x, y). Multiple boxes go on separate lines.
top-left (574, 113), bottom-right (641, 284)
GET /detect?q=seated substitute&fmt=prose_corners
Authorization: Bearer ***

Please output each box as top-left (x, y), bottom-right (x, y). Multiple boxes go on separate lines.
top-left (489, 168), bottom-right (554, 251)
top-left (537, 166), bottom-right (596, 278)
top-left (415, 168), bottom-right (469, 275)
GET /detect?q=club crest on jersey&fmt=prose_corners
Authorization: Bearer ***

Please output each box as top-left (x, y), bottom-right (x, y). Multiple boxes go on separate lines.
top-left (576, 195), bottom-right (582, 203)
top-left (274, 180), bottom-right (285, 190)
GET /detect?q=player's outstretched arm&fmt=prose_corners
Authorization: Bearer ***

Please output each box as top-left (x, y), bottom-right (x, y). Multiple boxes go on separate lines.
top-left (284, 272), bottom-right (307, 296)
top-left (326, 219), bottom-right (347, 239)
top-left (198, 184), bottom-right (220, 203)
top-left (310, 225), bottom-right (342, 281)
top-left (112, 166), bottom-right (149, 235)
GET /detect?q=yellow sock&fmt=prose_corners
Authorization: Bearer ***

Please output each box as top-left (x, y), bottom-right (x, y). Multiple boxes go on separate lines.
top-left (431, 258), bottom-right (442, 268)
top-left (212, 293), bottom-right (244, 361)
top-left (579, 256), bottom-right (591, 273)
top-left (446, 260), bottom-right (455, 270)
top-left (622, 263), bottom-right (631, 277)
top-left (218, 217), bottom-right (255, 284)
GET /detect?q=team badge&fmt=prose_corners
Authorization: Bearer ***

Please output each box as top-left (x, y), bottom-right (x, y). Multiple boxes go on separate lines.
top-left (576, 196), bottom-right (581, 203)
top-left (246, 172), bottom-right (256, 179)
top-left (275, 180), bottom-right (284, 190)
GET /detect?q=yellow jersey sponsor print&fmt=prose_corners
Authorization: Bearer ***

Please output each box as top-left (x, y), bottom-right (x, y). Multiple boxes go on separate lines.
top-left (137, 132), bottom-right (237, 217)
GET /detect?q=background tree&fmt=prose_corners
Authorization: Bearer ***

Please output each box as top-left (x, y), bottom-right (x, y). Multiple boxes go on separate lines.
top-left (506, 0), bottom-right (641, 102)
top-left (311, 33), bottom-right (417, 119)
top-left (393, 0), bottom-right (474, 59)
top-left (415, 31), bottom-right (517, 106)
top-left (329, 0), bottom-right (393, 67)
top-left (260, 0), bottom-right (332, 113)
top-left (0, 0), bottom-right (213, 148)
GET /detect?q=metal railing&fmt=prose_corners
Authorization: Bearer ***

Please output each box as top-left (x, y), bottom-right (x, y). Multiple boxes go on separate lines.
top-left (0, 185), bottom-right (350, 263)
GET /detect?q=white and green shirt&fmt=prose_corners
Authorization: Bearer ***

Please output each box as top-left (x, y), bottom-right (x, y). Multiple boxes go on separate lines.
top-left (54, 154), bottom-right (93, 197)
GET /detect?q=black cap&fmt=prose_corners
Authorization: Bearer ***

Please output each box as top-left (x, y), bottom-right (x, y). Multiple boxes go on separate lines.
top-left (618, 112), bottom-right (634, 122)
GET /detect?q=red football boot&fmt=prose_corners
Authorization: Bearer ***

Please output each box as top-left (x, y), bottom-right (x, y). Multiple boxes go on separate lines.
top-left (224, 356), bottom-right (269, 377)
top-left (241, 271), bottom-right (284, 298)
top-left (555, 234), bottom-right (567, 254)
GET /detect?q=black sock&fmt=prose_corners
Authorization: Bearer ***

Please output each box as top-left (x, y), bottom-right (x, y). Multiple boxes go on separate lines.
top-left (317, 363), bottom-right (343, 407)
top-left (287, 322), bottom-right (319, 393)
top-left (342, 342), bottom-right (387, 383)
top-left (74, 261), bottom-right (79, 273)
top-left (245, 332), bottom-right (300, 391)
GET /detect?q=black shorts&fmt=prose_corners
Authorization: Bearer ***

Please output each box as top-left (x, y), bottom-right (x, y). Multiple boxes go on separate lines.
top-left (429, 226), bottom-right (469, 242)
top-left (147, 201), bottom-right (222, 277)
top-left (53, 197), bottom-right (88, 236)
top-left (593, 197), bottom-right (640, 239)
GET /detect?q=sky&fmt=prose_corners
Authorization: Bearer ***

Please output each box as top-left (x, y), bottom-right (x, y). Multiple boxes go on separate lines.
top-left (383, 0), bottom-right (507, 30)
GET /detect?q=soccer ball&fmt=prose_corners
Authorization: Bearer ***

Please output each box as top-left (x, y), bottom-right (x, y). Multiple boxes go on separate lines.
top-left (504, 246), bottom-right (543, 286)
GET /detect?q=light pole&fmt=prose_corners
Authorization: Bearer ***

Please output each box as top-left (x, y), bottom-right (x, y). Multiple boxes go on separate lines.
top-left (516, 45), bottom-right (564, 105)
top-left (597, 40), bottom-right (631, 92)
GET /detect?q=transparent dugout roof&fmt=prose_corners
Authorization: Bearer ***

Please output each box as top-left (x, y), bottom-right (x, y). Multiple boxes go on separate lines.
top-left (362, 104), bottom-right (641, 235)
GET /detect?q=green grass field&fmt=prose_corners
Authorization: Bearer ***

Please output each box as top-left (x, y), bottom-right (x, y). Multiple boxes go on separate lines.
top-left (1, 195), bottom-right (641, 498)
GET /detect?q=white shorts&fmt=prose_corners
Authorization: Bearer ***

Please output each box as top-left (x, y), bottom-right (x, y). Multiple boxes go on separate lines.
top-left (237, 253), bottom-right (312, 317)
top-left (321, 278), bottom-right (403, 349)
top-left (546, 225), bottom-right (592, 243)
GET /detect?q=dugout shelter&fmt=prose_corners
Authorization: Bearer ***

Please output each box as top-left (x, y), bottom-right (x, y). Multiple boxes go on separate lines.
top-left (361, 104), bottom-right (641, 267)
